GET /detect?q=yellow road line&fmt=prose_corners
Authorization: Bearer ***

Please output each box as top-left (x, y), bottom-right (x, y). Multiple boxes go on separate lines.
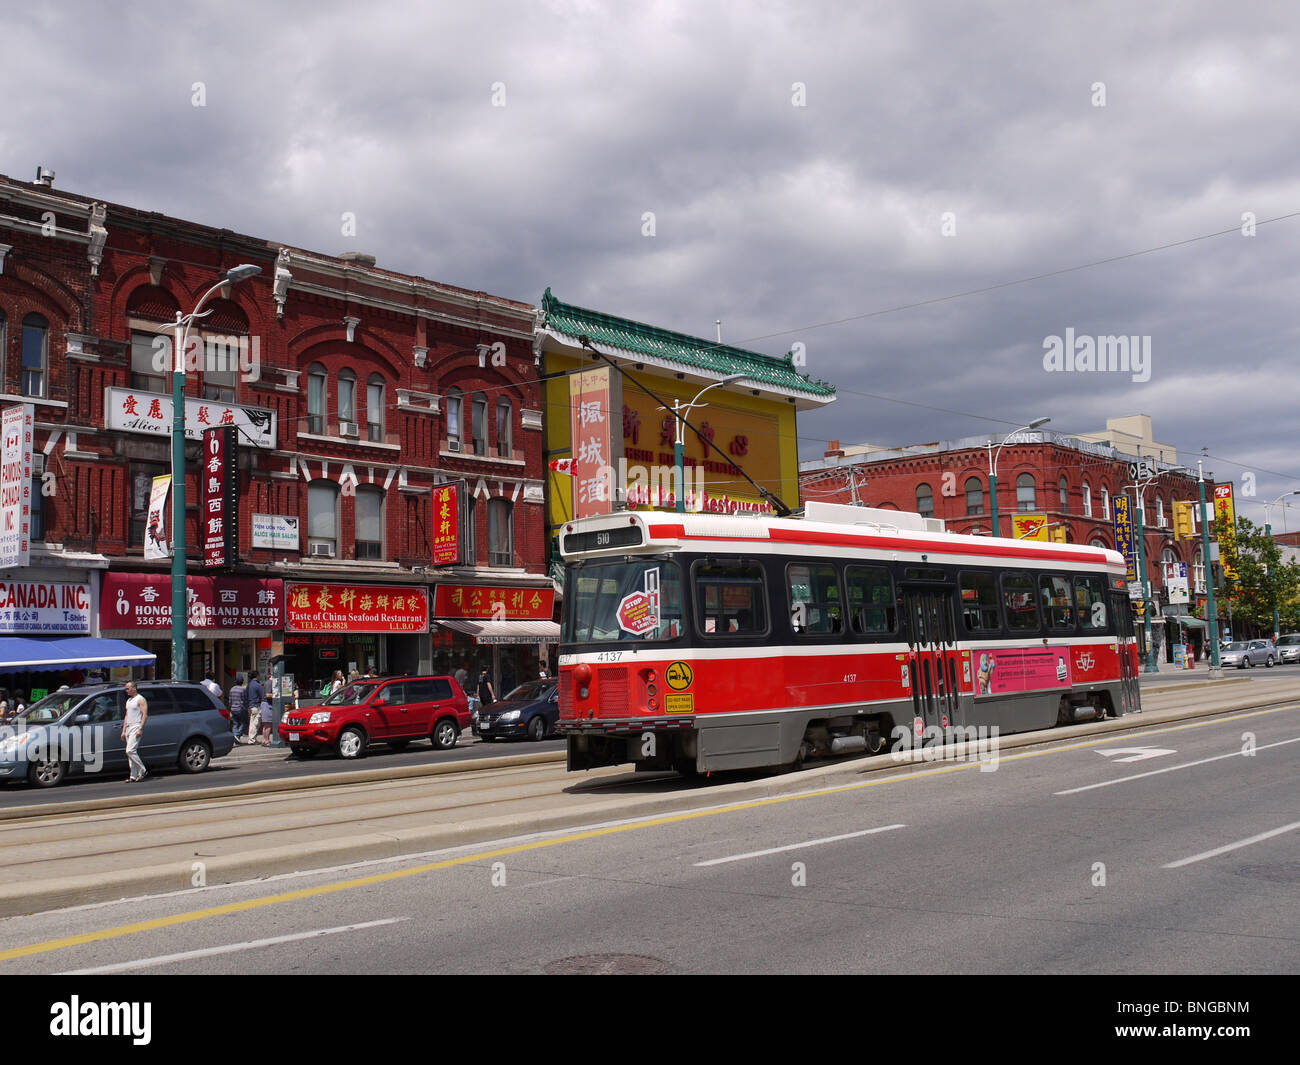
top-left (2, 702), bottom-right (1295, 963)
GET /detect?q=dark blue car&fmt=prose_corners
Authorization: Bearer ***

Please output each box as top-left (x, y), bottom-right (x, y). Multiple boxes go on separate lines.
top-left (473, 681), bottom-right (558, 742)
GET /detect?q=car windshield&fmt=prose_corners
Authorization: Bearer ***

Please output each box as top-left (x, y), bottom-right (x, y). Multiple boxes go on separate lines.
top-left (13, 692), bottom-right (84, 724)
top-left (503, 681), bottom-right (554, 702)
top-left (564, 559), bottom-right (683, 643)
top-left (321, 682), bottom-right (380, 706)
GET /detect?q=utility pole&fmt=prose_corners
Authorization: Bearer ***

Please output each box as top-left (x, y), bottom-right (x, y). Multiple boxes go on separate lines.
top-left (1197, 459), bottom-right (1222, 678)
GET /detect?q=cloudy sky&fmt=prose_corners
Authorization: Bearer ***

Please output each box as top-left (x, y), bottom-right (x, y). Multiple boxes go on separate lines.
top-left (3, 0), bottom-right (1297, 527)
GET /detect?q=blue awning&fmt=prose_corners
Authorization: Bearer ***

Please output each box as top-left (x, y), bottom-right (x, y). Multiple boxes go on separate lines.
top-left (0, 636), bottom-right (156, 672)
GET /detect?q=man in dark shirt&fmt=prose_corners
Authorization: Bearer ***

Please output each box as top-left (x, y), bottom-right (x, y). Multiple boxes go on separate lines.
top-left (246, 671), bottom-right (265, 746)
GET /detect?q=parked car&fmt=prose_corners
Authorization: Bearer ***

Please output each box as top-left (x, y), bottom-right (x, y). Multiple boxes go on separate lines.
top-left (1276, 633), bottom-right (1300, 664)
top-left (279, 675), bottom-right (469, 759)
top-left (474, 681), bottom-right (559, 742)
top-left (1219, 639), bottom-right (1276, 669)
top-left (0, 682), bottom-right (235, 788)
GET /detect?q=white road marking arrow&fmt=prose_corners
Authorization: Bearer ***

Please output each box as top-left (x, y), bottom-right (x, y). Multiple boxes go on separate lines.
top-left (1097, 747), bottom-right (1177, 764)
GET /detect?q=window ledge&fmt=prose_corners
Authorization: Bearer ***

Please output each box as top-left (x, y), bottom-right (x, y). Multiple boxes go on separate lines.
top-left (297, 431), bottom-right (401, 451)
top-left (0, 393), bottom-right (68, 409)
top-left (439, 450), bottom-right (524, 466)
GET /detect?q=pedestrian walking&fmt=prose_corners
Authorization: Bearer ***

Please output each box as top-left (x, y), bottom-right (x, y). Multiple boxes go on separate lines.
top-left (228, 674), bottom-right (249, 743)
top-left (454, 662), bottom-right (469, 694)
top-left (247, 670), bottom-right (264, 743)
top-left (477, 668), bottom-right (496, 708)
top-left (200, 672), bottom-right (222, 701)
top-left (123, 681), bottom-right (149, 782)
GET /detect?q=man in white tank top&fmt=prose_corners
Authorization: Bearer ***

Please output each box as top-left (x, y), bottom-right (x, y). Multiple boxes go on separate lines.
top-left (123, 681), bottom-right (149, 782)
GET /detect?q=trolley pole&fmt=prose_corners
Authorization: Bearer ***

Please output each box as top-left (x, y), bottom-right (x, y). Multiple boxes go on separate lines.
top-left (1197, 461), bottom-right (1222, 678)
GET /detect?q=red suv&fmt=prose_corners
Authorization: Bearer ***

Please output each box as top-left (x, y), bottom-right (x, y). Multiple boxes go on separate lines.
top-left (280, 676), bottom-right (469, 759)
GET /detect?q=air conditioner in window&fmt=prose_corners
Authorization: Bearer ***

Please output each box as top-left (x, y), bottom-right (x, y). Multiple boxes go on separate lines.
top-left (310, 542), bottom-right (335, 558)
top-left (339, 422), bottom-right (359, 438)
top-left (447, 440), bottom-right (462, 453)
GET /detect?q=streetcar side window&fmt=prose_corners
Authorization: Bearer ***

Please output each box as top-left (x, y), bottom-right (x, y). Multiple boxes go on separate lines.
top-left (693, 561), bottom-right (767, 637)
top-left (1075, 575), bottom-right (1109, 631)
top-left (1039, 574), bottom-right (1075, 631)
top-left (845, 565), bottom-right (896, 634)
top-left (959, 571), bottom-right (1000, 632)
top-left (1001, 572), bottom-right (1040, 632)
top-left (787, 563), bottom-right (843, 635)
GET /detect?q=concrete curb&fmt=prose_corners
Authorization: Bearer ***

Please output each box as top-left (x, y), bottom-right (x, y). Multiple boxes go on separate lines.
top-left (0, 749), bottom-right (564, 822)
top-left (1, 692), bottom-right (1295, 918)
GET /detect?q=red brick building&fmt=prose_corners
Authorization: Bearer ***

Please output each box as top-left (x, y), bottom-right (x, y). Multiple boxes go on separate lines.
top-left (0, 170), bottom-right (550, 697)
top-left (801, 426), bottom-right (1219, 659)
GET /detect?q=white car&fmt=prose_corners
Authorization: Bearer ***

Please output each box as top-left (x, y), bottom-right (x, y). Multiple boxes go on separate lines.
top-left (1276, 633), bottom-right (1300, 665)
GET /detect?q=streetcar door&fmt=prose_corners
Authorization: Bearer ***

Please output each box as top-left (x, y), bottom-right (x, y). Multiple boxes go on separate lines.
top-left (1110, 590), bottom-right (1141, 716)
top-left (902, 587), bottom-right (960, 737)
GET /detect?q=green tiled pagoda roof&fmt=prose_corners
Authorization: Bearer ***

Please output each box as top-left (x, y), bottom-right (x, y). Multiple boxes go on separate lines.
top-left (540, 289), bottom-right (836, 399)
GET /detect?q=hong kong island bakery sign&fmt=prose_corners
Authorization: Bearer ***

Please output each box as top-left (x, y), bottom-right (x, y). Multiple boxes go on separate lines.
top-left (101, 574), bottom-right (284, 630)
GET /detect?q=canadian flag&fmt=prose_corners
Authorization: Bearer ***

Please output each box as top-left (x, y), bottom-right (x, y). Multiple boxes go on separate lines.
top-left (549, 458), bottom-right (573, 475)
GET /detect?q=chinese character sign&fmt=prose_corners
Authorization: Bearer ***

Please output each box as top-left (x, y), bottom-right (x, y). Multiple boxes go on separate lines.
top-left (432, 584), bottom-right (554, 620)
top-left (201, 425), bottom-right (239, 568)
top-left (1113, 494), bottom-right (1136, 582)
top-left (285, 583), bottom-right (429, 633)
top-left (0, 404), bottom-right (34, 569)
top-left (568, 367), bottom-right (620, 520)
top-left (433, 484), bottom-right (460, 566)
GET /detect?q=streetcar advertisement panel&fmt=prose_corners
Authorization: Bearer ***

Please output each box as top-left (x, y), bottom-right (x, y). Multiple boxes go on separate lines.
top-left (975, 646), bottom-right (1071, 696)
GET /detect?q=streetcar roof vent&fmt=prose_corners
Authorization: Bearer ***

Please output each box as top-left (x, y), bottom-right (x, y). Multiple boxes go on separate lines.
top-left (803, 500), bottom-right (935, 532)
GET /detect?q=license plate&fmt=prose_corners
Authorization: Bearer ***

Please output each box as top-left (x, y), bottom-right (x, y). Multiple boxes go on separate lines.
top-left (289, 733), bottom-right (300, 742)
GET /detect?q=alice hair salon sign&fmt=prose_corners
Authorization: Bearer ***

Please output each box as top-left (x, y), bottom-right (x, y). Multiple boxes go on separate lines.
top-left (103, 387), bottom-right (277, 449)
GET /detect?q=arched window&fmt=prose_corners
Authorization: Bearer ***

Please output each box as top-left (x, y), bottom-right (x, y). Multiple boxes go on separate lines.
top-left (1016, 473), bottom-right (1037, 512)
top-left (338, 369), bottom-right (356, 428)
top-left (307, 363), bottom-right (327, 435)
top-left (1100, 486), bottom-right (1110, 520)
top-left (964, 477), bottom-right (984, 516)
top-left (367, 375), bottom-right (385, 442)
top-left (1082, 482), bottom-right (1092, 517)
top-left (488, 498), bottom-right (513, 566)
top-left (496, 397), bottom-right (513, 458)
top-left (1089, 537), bottom-right (1108, 550)
top-left (131, 330), bottom-right (169, 393)
top-left (472, 392), bottom-right (488, 455)
top-left (199, 298), bottom-right (248, 402)
top-left (446, 387), bottom-right (463, 449)
top-left (915, 483), bottom-right (934, 518)
top-left (21, 313), bottom-right (48, 398)
top-left (1193, 547), bottom-right (1205, 594)
top-left (355, 486), bottom-right (384, 560)
top-left (1059, 476), bottom-right (1069, 512)
top-left (1156, 496), bottom-right (1165, 527)
top-left (308, 480), bottom-right (340, 557)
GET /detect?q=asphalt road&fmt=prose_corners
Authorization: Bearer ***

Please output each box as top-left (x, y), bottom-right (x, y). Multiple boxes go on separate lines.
top-left (0, 733), bottom-right (565, 807)
top-left (3, 701), bottom-right (1295, 975)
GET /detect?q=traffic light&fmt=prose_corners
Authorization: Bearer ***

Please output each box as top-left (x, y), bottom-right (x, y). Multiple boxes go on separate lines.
top-left (1173, 500), bottom-right (1195, 540)
top-left (1051, 526), bottom-right (1067, 543)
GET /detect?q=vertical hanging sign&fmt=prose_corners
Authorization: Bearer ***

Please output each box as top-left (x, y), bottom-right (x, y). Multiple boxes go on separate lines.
top-left (433, 483), bottom-right (460, 565)
top-left (1113, 494), bottom-right (1135, 582)
top-left (202, 424), bottom-right (239, 568)
top-left (143, 474), bottom-right (171, 560)
top-left (568, 366), bottom-right (620, 519)
top-left (0, 404), bottom-right (34, 569)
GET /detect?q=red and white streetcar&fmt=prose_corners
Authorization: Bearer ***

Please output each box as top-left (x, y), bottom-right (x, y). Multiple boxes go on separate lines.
top-left (557, 501), bottom-right (1140, 776)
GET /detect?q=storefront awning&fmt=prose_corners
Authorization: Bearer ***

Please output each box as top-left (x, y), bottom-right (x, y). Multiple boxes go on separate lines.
top-left (1172, 616), bottom-right (1207, 629)
top-left (0, 636), bottom-right (156, 672)
top-left (437, 619), bottom-right (561, 646)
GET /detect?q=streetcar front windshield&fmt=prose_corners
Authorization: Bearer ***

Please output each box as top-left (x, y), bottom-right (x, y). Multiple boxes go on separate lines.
top-left (564, 559), bottom-right (683, 643)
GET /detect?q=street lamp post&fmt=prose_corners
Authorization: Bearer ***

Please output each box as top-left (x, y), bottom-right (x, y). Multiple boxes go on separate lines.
top-left (987, 416), bottom-right (1050, 537)
top-left (1126, 463), bottom-right (1195, 674)
top-left (1263, 489), bottom-right (1300, 641)
top-left (169, 264), bottom-right (262, 681)
top-left (1197, 460), bottom-right (1222, 678)
top-left (666, 374), bottom-right (747, 514)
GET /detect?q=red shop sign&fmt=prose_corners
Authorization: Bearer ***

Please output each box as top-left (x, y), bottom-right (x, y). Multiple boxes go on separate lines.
top-left (101, 573), bottom-right (284, 630)
top-left (432, 584), bottom-right (554, 620)
top-left (285, 583), bottom-right (429, 633)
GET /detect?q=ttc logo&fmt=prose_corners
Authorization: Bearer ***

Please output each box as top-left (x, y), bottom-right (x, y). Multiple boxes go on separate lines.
top-left (1076, 652), bottom-right (1095, 672)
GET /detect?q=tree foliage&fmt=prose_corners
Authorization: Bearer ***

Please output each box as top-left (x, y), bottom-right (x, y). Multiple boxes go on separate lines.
top-left (1215, 516), bottom-right (1300, 635)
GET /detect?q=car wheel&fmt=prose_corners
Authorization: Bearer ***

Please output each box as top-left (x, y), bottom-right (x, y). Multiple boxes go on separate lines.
top-left (178, 738), bottom-right (212, 774)
top-left (1266, 656), bottom-right (1274, 668)
top-left (337, 726), bottom-right (367, 759)
top-left (527, 715), bottom-right (547, 742)
top-left (432, 718), bottom-right (459, 750)
top-left (27, 758), bottom-right (65, 788)
top-left (291, 746), bottom-right (317, 759)
top-left (1243, 657), bottom-right (1251, 668)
